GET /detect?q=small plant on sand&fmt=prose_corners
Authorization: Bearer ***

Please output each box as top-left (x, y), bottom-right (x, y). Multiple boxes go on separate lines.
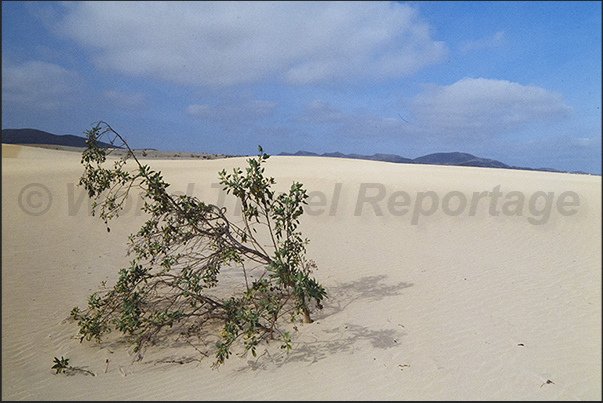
top-left (52, 356), bottom-right (95, 376)
top-left (71, 121), bottom-right (326, 367)
top-left (51, 356), bottom-right (70, 374)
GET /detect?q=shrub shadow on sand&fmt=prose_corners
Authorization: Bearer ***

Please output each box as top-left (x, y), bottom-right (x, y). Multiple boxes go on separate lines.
top-left (236, 274), bottom-right (414, 371)
top-left (317, 274), bottom-right (414, 319)
top-left (70, 274), bottom-right (413, 371)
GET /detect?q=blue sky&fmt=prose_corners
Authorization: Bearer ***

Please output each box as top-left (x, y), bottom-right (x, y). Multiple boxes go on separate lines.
top-left (2, 1), bottom-right (601, 174)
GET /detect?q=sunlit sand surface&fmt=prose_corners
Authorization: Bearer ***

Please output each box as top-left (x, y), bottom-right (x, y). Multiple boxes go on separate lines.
top-left (2, 144), bottom-right (600, 400)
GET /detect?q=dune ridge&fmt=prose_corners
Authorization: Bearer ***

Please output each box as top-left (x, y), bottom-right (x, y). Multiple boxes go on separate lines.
top-left (2, 144), bottom-right (601, 400)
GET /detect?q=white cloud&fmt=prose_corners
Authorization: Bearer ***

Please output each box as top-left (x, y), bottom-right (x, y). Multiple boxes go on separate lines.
top-left (407, 77), bottom-right (572, 137)
top-left (1, 60), bottom-right (82, 110)
top-left (293, 79), bottom-right (574, 156)
top-left (296, 99), bottom-right (409, 141)
top-left (52, 1), bottom-right (447, 87)
top-left (458, 31), bottom-right (506, 53)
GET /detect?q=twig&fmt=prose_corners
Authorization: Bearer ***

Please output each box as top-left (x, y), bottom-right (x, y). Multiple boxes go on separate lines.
top-left (185, 338), bottom-right (209, 357)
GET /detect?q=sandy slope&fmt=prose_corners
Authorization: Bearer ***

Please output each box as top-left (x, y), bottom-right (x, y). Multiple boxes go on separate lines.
top-left (2, 144), bottom-right (601, 400)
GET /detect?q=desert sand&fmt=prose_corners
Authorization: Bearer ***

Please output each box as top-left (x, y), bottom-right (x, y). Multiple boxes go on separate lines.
top-left (2, 143), bottom-right (601, 400)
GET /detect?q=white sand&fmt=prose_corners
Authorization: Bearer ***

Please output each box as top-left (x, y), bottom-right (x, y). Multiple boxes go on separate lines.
top-left (2, 143), bottom-right (601, 400)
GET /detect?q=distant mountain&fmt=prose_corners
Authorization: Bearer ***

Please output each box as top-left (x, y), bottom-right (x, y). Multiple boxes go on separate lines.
top-left (2, 128), bottom-right (117, 148)
top-left (369, 153), bottom-right (415, 164)
top-left (2, 128), bottom-right (586, 174)
top-left (281, 150), bottom-right (414, 164)
top-left (343, 152), bottom-right (414, 164)
top-left (278, 150), bottom-right (577, 174)
top-left (282, 150), bottom-right (321, 157)
top-left (279, 150), bottom-right (505, 167)
top-left (414, 152), bottom-right (513, 169)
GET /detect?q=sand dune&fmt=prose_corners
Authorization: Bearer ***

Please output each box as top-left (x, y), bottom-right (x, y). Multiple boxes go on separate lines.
top-left (2, 144), bottom-right (601, 400)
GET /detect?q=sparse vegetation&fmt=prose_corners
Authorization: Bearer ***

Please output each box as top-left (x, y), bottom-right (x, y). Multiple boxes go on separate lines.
top-left (52, 356), bottom-right (95, 376)
top-left (70, 121), bottom-right (326, 367)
